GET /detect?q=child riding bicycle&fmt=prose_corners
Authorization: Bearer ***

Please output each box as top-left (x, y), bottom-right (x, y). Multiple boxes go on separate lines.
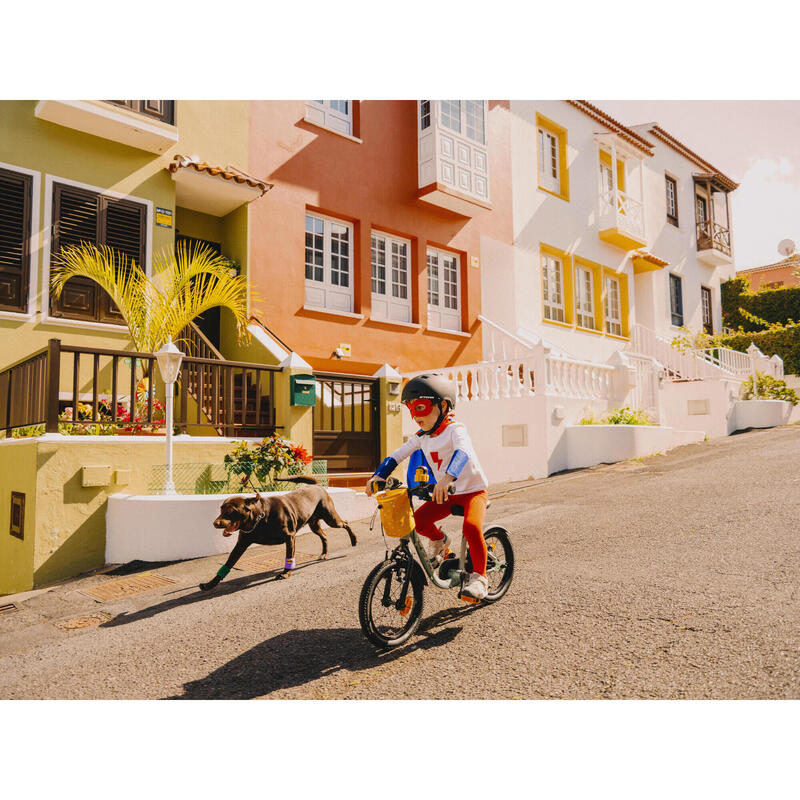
top-left (365, 373), bottom-right (490, 601)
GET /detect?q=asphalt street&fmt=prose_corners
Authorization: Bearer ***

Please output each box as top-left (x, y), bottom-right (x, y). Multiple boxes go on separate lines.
top-left (1, 424), bottom-right (798, 700)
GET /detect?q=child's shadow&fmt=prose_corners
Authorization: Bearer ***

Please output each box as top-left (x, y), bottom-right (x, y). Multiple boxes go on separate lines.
top-left (167, 605), bottom-right (478, 699)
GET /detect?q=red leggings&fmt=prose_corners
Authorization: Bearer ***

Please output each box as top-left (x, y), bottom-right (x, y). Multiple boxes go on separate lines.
top-left (414, 490), bottom-right (488, 576)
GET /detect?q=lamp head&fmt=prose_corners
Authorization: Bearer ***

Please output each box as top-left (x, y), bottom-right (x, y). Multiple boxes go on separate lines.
top-left (156, 336), bottom-right (184, 384)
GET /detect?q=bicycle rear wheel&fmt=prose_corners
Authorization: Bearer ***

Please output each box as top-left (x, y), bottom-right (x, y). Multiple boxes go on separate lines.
top-left (466, 526), bottom-right (514, 602)
top-left (359, 560), bottom-right (425, 649)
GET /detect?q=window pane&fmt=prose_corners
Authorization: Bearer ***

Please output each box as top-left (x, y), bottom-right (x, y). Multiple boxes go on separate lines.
top-left (443, 255), bottom-right (458, 310)
top-left (420, 100), bottom-right (431, 130)
top-left (391, 241), bottom-right (408, 299)
top-left (440, 101), bottom-right (461, 133)
top-left (427, 251), bottom-right (439, 306)
top-left (305, 215), bottom-right (324, 282)
top-left (465, 100), bottom-right (485, 144)
top-left (330, 225), bottom-right (350, 288)
top-left (371, 234), bottom-right (386, 295)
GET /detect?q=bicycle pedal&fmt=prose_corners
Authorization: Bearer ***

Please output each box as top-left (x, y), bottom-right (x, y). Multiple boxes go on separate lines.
top-left (458, 592), bottom-right (480, 604)
top-left (398, 597), bottom-right (413, 617)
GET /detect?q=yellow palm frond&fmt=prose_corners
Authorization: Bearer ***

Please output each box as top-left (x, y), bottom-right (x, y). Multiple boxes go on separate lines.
top-left (49, 242), bottom-right (253, 354)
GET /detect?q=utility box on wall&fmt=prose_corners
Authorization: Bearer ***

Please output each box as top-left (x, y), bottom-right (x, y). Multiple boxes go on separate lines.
top-left (290, 374), bottom-right (317, 406)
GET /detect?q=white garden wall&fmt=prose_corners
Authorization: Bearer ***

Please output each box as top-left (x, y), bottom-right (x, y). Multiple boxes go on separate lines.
top-left (106, 488), bottom-right (376, 564)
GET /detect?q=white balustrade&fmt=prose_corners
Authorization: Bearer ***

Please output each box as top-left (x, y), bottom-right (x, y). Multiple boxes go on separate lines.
top-left (599, 189), bottom-right (645, 239)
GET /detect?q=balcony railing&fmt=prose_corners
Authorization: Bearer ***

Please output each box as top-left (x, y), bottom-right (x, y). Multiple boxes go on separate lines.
top-left (696, 220), bottom-right (731, 257)
top-left (599, 189), bottom-right (645, 240)
top-left (106, 100), bottom-right (175, 126)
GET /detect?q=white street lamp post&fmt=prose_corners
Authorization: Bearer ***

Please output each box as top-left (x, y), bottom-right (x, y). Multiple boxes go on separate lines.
top-left (155, 336), bottom-right (184, 495)
top-left (747, 342), bottom-right (759, 401)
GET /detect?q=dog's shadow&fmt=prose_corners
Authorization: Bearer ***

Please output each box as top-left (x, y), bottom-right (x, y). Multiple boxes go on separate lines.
top-left (166, 605), bottom-right (479, 700)
top-left (99, 558), bottom-right (341, 629)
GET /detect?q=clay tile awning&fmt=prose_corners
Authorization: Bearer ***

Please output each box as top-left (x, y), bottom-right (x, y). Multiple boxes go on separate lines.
top-left (632, 250), bottom-right (669, 274)
top-left (167, 155), bottom-right (273, 217)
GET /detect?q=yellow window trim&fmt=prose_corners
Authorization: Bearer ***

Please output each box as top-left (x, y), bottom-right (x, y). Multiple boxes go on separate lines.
top-left (540, 243), bottom-right (574, 326)
top-left (601, 266), bottom-right (630, 339)
top-left (536, 113), bottom-right (570, 202)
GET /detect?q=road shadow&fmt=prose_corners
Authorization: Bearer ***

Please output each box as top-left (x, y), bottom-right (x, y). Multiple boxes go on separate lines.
top-left (167, 604), bottom-right (480, 700)
top-left (99, 558), bottom-right (342, 629)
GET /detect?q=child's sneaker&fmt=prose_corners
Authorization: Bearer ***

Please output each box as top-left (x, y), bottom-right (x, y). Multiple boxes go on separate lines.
top-left (428, 533), bottom-right (451, 566)
top-left (460, 572), bottom-right (488, 602)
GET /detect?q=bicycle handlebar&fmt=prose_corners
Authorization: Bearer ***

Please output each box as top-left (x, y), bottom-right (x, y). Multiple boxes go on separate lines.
top-left (371, 478), bottom-right (455, 501)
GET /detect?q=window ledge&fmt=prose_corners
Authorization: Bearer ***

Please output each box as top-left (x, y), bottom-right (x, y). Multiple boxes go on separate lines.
top-left (302, 304), bottom-right (364, 320)
top-left (426, 325), bottom-right (470, 338)
top-left (575, 325), bottom-right (602, 336)
top-left (605, 332), bottom-right (630, 342)
top-left (538, 185), bottom-right (569, 203)
top-left (0, 310), bottom-right (34, 322)
top-left (40, 315), bottom-right (131, 334)
top-left (302, 116), bottom-right (363, 144)
top-left (542, 318), bottom-right (573, 330)
top-left (367, 317), bottom-right (422, 331)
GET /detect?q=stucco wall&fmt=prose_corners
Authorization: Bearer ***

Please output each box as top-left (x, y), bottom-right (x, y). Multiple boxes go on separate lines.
top-left (0, 435), bottom-right (266, 594)
top-left (245, 100), bottom-right (514, 376)
top-left (0, 440), bottom-right (38, 595)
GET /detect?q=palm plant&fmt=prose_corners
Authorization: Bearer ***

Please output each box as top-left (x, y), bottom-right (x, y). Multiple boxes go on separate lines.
top-left (50, 240), bottom-right (251, 353)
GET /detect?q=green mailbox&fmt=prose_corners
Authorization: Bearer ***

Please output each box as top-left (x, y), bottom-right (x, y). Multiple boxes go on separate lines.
top-left (290, 374), bottom-right (317, 406)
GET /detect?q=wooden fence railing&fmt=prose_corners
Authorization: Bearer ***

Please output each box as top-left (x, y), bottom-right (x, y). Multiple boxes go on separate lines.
top-left (1, 338), bottom-right (279, 437)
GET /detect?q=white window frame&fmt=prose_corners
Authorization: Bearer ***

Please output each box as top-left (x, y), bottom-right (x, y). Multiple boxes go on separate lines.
top-left (604, 275), bottom-right (622, 336)
top-left (371, 231), bottom-right (412, 323)
top-left (437, 100), bottom-right (486, 145)
top-left (575, 265), bottom-right (595, 329)
top-left (541, 253), bottom-right (565, 323)
top-left (427, 247), bottom-right (461, 332)
top-left (669, 273), bottom-right (684, 328)
top-left (0, 160), bottom-right (41, 322)
top-left (305, 100), bottom-right (353, 136)
top-left (304, 212), bottom-right (354, 314)
top-left (538, 127), bottom-right (560, 194)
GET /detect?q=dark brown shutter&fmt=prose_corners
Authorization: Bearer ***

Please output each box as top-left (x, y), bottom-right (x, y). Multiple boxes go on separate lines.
top-left (98, 197), bottom-right (146, 323)
top-left (51, 184), bottom-right (147, 324)
top-left (0, 167), bottom-right (32, 313)
top-left (51, 184), bottom-right (100, 320)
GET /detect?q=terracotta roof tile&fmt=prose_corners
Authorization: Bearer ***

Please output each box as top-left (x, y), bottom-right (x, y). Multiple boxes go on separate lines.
top-left (168, 155), bottom-right (273, 195)
top-left (634, 250), bottom-right (670, 268)
top-left (738, 253), bottom-right (800, 275)
top-left (646, 127), bottom-right (739, 191)
top-left (567, 101), bottom-right (655, 156)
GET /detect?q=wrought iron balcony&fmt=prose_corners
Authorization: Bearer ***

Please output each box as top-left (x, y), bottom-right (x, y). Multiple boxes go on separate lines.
top-left (696, 220), bottom-right (732, 266)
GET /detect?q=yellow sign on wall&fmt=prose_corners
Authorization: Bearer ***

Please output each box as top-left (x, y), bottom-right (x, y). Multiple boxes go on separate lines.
top-left (339, 343), bottom-right (352, 357)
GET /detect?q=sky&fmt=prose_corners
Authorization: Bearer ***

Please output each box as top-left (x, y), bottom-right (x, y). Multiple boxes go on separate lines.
top-left (594, 101), bottom-right (800, 270)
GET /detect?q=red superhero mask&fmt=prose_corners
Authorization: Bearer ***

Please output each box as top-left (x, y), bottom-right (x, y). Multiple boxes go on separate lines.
top-left (405, 398), bottom-right (435, 417)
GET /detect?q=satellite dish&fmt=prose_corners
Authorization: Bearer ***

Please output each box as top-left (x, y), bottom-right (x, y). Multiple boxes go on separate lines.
top-left (778, 239), bottom-right (796, 257)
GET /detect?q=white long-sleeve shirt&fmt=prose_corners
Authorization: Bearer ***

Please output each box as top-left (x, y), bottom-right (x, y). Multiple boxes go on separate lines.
top-left (380, 421), bottom-right (488, 495)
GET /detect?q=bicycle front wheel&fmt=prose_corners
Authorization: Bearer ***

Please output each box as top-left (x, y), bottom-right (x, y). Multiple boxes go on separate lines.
top-left (359, 560), bottom-right (425, 649)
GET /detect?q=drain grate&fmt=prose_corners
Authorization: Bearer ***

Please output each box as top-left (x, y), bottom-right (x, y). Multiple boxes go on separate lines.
top-left (55, 611), bottom-right (113, 631)
top-left (236, 550), bottom-right (317, 574)
top-left (0, 602), bottom-right (18, 616)
top-left (80, 572), bottom-right (177, 602)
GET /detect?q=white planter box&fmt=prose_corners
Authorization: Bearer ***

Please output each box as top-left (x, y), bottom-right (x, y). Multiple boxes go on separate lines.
top-left (732, 400), bottom-right (792, 432)
top-left (106, 488), bottom-right (376, 565)
top-left (565, 424), bottom-right (703, 470)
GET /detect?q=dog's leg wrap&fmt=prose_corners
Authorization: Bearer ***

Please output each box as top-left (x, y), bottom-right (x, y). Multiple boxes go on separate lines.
top-left (216, 565), bottom-right (232, 578)
top-left (284, 558), bottom-right (296, 570)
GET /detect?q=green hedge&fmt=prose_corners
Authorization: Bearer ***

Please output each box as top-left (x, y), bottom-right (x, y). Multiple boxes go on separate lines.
top-left (718, 323), bottom-right (800, 374)
top-left (721, 276), bottom-right (800, 331)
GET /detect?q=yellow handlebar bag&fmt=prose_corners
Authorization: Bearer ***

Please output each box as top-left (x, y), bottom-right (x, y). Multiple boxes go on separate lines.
top-left (375, 488), bottom-right (415, 538)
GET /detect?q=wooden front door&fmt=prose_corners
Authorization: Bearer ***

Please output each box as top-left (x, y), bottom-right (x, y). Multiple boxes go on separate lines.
top-left (312, 373), bottom-right (379, 473)
top-left (175, 234), bottom-right (221, 350)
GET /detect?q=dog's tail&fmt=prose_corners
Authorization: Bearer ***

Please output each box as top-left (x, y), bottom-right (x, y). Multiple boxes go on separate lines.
top-left (277, 475), bottom-right (318, 485)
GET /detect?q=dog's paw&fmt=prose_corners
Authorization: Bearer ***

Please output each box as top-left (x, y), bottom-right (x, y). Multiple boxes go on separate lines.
top-left (199, 580), bottom-right (218, 592)
top-left (277, 570), bottom-right (291, 579)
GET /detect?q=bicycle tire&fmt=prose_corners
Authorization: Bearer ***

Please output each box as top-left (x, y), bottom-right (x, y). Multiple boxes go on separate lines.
top-left (358, 559), bottom-right (425, 649)
top-left (465, 526), bottom-right (514, 602)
